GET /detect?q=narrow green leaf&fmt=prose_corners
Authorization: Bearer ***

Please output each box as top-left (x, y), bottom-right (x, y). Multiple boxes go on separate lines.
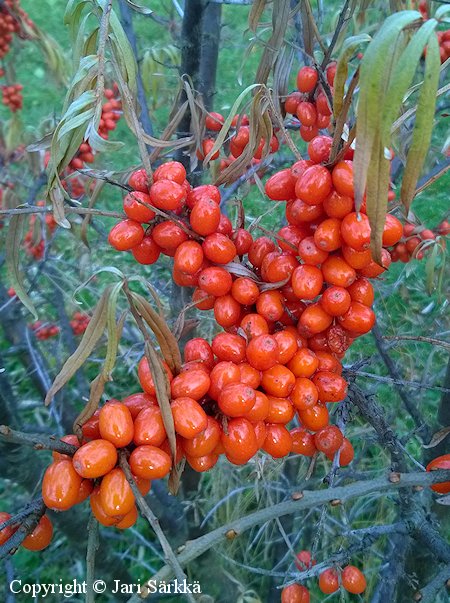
top-left (6, 214), bottom-right (38, 319)
top-left (425, 242), bottom-right (438, 294)
top-left (400, 32), bottom-right (440, 210)
top-left (354, 10), bottom-right (421, 208)
top-left (125, 0), bottom-right (154, 14)
top-left (45, 287), bottom-right (111, 406)
top-left (333, 34), bottom-right (371, 119)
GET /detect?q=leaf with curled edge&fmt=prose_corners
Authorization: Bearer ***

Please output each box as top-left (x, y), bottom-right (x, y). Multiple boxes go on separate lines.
top-left (423, 426), bottom-right (450, 449)
top-left (353, 10), bottom-right (421, 210)
top-left (125, 0), bottom-right (154, 14)
top-left (50, 186), bottom-right (71, 229)
top-left (45, 286), bottom-right (111, 406)
top-left (400, 32), bottom-right (440, 211)
top-left (132, 292), bottom-right (182, 374)
top-left (333, 34), bottom-right (371, 120)
top-left (366, 134), bottom-right (391, 264)
top-left (6, 214), bottom-right (38, 320)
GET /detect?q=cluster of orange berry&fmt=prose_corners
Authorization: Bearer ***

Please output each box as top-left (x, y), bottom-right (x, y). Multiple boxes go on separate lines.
top-left (1, 83), bottom-right (23, 112)
top-left (390, 221), bottom-right (448, 263)
top-left (29, 321), bottom-right (60, 340)
top-left (0, 0), bottom-right (33, 60)
top-left (70, 311), bottom-right (90, 336)
top-left (68, 86), bottom-right (122, 171)
top-left (23, 201), bottom-right (57, 260)
top-left (284, 65), bottom-right (335, 142)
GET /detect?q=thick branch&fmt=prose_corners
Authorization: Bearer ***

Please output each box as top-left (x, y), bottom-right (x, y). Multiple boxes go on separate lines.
top-left (0, 424), bottom-right (78, 456)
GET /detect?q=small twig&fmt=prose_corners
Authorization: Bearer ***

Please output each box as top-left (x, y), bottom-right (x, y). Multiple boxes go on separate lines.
top-left (383, 335), bottom-right (450, 352)
top-left (86, 515), bottom-right (100, 603)
top-left (0, 500), bottom-right (46, 559)
top-left (345, 370), bottom-right (450, 393)
top-left (417, 563), bottom-right (450, 603)
top-left (0, 499), bottom-right (44, 533)
top-left (0, 206), bottom-right (125, 219)
top-left (0, 425), bottom-right (78, 455)
top-left (321, 0), bottom-right (353, 68)
top-left (118, 452), bottom-right (197, 603)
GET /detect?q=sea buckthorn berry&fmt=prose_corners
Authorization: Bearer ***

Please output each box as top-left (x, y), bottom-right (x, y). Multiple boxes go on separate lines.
top-left (323, 190), bottom-right (354, 219)
top-left (239, 363), bottom-right (262, 389)
top-left (151, 221), bottom-right (188, 250)
top-left (184, 338), bottom-right (214, 368)
top-left (198, 266), bottom-right (232, 297)
top-left (244, 390), bottom-right (269, 421)
top-left (202, 233), bottom-right (237, 264)
top-left (312, 371), bottom-right (348, 402)
top-left (327, 324), bottom-right (350, 355)
top-left (214, 294), bottom-right (242, 328)
top-left (116, 505), bottom-right (138, 529)
top-left (171, 397), bottom-right (208, 438)
top-left (358, 248), bottom-right (391, 278)
top-left (278, 225), bottom-right (307, 254)
top-left (319, 568), bottom-right (339, 594)
top-left (193, 288), bottom-right (215, 310)
top-left (231, 277), bottom-right (260, 305)
top-left (320, 286), bottom-right (351, 316)
top-left (221, 418), bottom-right (258, 463)
top-left (338, 301), bottom-right (376, 334)
top-left (122, 393), bottom-right (156, 419)
top-left (100, 468), bottom-right (135, 517)
top-left (246, 334), bottom-right (280, 371)
top-left (186, 184), bottom-right (221, 209)
top-left (99, 401), bottom-right (134, 448)
top-left (108, 220), bottom-right (144, 251)
top-left (299, 124), bottom-right (319, 142)
top-left (291, 159), bottom-right (314, 179)
top-left (265, 253), bottom-right (298, 283)
top-left (72, 440), bottom-right (118, 479)
top-left (342, 566), bottom-right (367, 594)
top-left (138, 357), bottom-right (173, 396)
top-left (326, 437), bottom-right (354, 466)
top-left (129, 445), bottom-right (172, 479)
top-left (287, 348), bottom-right (319, 378)
top-left (298, 303), bottom-right (333, 336)
top-left (90, 487), bottom-right (122, 526)
top-left (209, 361), bottom-right (241, 400)
top-left (205, 111), bottom-right (224, 131)
top-left (149, 179), bottom-right (185, 211)
top-left (256, 290), bottom-right (285, 322)
top-left (295, 549), bottom-right (316, 570)
top-left (132, 236), bottom-right (161, 265)
top-left (42, 460), bottom-right (83, 510)
top-left (76, 479), bottom-right (94, 505)
top-left (291, 428), bottom-right (317, 456)
top-left (240, 314), bottom-right (269, 339)
top-left (286, 198), bottom-right (325, 224)
top-left (186, 453), bottom-right (219, 472)
top-left (232, 228), bottom-right (253, 255)
top-left (123, 191), bottom-right (155, 223)
top-left (211, 332), bottom-right (246, 363)
top-left (382, 214), bottom-right (403, 246)
top-left (426, 454), bottom-right (450, 493)
top-left (262, 424), bottom-right (293, 458)
top-left (133, 406), bottom-right (167, 447)
top-left (341, 212), bottom-right (371, 250)
top-left (190, 198), bottom-right (221, 236)
top-left (308, 135), bottom-right (332, 164)
top-left (297, 237), bottom-right (327, 266)
top-left (22, 515), bottom-right (53, 551)
top-left (218, 383), bottom-right (256, 417)
top-left (171, 370), bottom-right (211, 400)
top-left (341, 244), bottom-right (372, 269)
top-left (316, 92), bottom-right (332, 116)
top-left (321, 255), bottom-right (356, 287)
top-left (292, 265), bottom-right (323, 300)
top-left (332, 160), bottom-right (354, 197)
top-left (261, 364), bottom-right (296, 397)
top-left (273, 329), bottom-right (298, 364)
top-left (81, 410), bottom-right (101, 440)
top-left (297, 66), bottom-right (318, 93)
top-left (265, 169), bottom-right (297, 201)
top-left (281, 583), bottom-right (310, 603)
top-left (128, 168), bottom-right (149, 192)
top-left (314, 218), bottom-right (342, 251)
top-left (52, 434), bottom-right (80, 461)
top-left (174, 241), bottom-right (204, 275)
top-left (315, 351), bottom-right (343, 374)
top-left (248, 236), bottom-right (276, 267)
top-left (291, 377), bottom-right (319, 410)
top-left (153, 161), bottom-right (186, 184)
top-left (266, 396), bottom-right (295, 424)
top-left (284, 91), bottom-right (302, 114)
top-left (0, 512), bottom-right (17, 545)
top-left (295, 166), bottom-right (333, 206)
top-left (182, 416), bottom-right (221, 457)
top-left (298, 403), bottom-right (329, 431)
top-left (314, 425), bottom-right (344, 455)
top-left (296, 101), bottom-right (317, 126)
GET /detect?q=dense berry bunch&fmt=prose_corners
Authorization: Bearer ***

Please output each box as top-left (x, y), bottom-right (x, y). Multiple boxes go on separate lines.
top-left (1, 83), bottom-right (23, 112)
top-left (68, 87), bottom-right (122, 170)
top-left (418, 1), bottom-right (450, 62)
top-left (23, 201), bottom-right (57, 259)
top-left (70, 311), bottom-right (90, 336)
top-left (0, 0), bottom-right (33, 59)
top-left (284, 65), bottom-right (336, 141)
top-left (390, 221), bottom-right (446, 263)
top-left (29, 321), bottom-right (60, 340)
